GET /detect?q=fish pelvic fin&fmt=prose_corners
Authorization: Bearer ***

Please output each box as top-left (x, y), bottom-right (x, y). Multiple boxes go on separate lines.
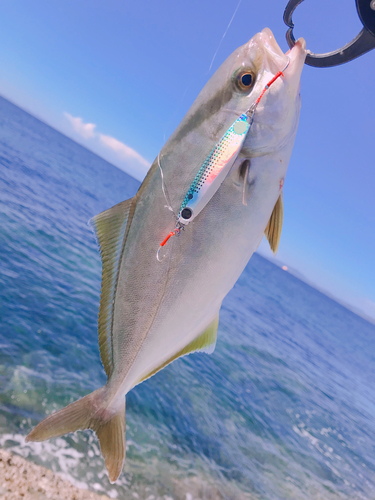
top-left (26, 387), bottom-right (126, 483)
top-left (90, 197), bottom-right (136, 378)
top-left (265, 191), bottom-right (283, 254)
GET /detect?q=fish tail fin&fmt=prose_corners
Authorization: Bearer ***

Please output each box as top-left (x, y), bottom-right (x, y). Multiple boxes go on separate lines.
top-left (94, 403), bottom-right (126, 483)
top-left (26, 387), bottom-right (126, 483)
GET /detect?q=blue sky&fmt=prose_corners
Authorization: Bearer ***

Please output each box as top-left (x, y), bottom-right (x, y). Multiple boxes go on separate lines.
top-left (0, 0), bottom-right (374, 320)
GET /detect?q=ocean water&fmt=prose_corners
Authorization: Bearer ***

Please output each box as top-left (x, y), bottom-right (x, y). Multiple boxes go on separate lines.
top-left (0, 95), bottom-right (375, 500)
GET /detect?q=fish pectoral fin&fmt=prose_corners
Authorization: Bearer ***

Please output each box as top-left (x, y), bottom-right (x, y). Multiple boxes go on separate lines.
top-left (137, 313), bottom-right (220, 385)
top-left (26, 387), bottom-right (126, 483)
top-left (240, 159), bottom-right (250, 206)
top-left (90, 198), bottom-right (136, 378)
top-left (264, 191), bottom-right (283, 254)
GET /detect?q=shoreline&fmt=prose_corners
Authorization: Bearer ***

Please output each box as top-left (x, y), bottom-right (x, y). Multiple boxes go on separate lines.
top-left (0, 449), bottom-right (110, 500)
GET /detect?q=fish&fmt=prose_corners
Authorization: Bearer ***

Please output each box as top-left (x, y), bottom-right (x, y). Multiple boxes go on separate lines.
top-left (26, 28), bottom-right (307, 482)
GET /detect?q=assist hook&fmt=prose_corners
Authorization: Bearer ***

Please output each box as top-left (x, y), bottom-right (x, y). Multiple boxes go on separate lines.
top-left (284, 0), bottom-right (375, 67)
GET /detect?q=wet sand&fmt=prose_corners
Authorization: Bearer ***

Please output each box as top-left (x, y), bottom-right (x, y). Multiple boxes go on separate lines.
top-left (0, 449), bottom-right (109, 500)
top-left (0, 447), bottom-right (252, 500)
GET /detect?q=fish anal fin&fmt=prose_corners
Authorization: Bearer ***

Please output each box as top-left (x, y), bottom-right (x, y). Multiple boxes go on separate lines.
top-left (265, 191), bottom-right (283, 254)
top-left (90, 198), bottom-right (136, 378)
top-left (137, 314), bottom-right (220, 385)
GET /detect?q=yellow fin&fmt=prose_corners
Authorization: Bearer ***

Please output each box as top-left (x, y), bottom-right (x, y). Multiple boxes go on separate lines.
top-left (265, 192), bottom-right (283, 254)
top-left (137, 314), bottom-right (220, 385)
top-left (26, 387), bottom-right (126, 483)
top-left (90, 198), bottom-right (136, 378)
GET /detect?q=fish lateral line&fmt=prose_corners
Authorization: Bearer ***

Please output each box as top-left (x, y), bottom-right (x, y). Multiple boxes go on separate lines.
top-left (157, 64), bottom-right (288, 259)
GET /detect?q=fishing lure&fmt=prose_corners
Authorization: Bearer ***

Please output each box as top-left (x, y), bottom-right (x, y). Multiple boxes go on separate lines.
top-left (178, 113), bottom-right (251, 225)
top-left (157, 63), bottom-right (289, 261)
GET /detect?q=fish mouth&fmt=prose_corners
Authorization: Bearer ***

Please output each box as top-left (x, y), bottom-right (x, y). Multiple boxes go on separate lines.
top-left (259, 27), bottom-right (306, 81)
top-left (284, 37), bottom-right (307, 82)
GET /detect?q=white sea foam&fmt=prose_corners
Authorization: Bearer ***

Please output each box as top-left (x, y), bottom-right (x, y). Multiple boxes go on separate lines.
top-left (0, 433), bottom-right (90, 490)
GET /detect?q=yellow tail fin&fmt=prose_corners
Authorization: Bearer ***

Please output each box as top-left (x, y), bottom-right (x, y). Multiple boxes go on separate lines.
top-left (26, 388), bottom-right (126, 483)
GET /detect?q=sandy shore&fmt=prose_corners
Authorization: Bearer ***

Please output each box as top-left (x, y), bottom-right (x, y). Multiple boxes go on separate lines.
top-left (0, 447), bottom-right (252, 500)
top-left (0, 449), bottom-right (110, 500)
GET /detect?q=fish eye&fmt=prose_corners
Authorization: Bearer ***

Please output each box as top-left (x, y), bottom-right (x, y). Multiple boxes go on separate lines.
top-left (241, 74), bottom-right (252, 86)
top-left (233, 70), bottom-right (256, 92)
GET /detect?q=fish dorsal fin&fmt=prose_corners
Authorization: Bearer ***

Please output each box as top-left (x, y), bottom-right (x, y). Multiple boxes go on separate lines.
top-left (136, 313), bottom-right (220, 386)
top-left (90, 198), bottom-right (136, 378)
top-left (265, 191), bottom-right (283, 254)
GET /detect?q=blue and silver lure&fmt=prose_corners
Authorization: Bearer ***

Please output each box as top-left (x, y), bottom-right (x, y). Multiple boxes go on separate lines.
top-left (178, 112), bottom-right (253, 225)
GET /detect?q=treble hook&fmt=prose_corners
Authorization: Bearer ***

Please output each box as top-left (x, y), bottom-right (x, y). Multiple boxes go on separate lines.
top-left (284, 0), bottom-right (375, 67)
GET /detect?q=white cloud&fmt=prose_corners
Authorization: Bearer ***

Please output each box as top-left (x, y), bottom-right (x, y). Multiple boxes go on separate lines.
top-left (63, 112), bottom-right (96, 139)
top-left (63, 112), bottom-right (151, 180)
top-left (99, 134), bottom-right (150, 169)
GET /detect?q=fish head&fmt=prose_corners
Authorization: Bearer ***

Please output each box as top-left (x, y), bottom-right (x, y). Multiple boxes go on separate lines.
top-left (239, 27), bottom-right (306, 157)
top-left (208, 27), bottom-right (306, 159)
top-left (163, 28), bottom-right (306, 221)
top-left (167, 28), bottom-right (306, 171)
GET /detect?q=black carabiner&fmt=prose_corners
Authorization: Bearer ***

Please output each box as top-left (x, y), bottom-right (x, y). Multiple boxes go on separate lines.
top-left (284, 0), bottom-right (375, 67)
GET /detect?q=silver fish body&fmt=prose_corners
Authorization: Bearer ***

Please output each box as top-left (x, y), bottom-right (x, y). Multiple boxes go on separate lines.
top-left (27, 28), bottom-right (307, 482)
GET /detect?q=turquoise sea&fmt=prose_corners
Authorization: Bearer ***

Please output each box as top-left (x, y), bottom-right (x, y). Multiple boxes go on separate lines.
top-left (1, 95), bottom-right (375, 499)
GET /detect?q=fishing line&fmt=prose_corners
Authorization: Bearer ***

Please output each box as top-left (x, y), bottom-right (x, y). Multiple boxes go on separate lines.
top-left (208, 0), bottom-right (243, 73)
top-left (157, 154), bottom-right (184, 262)
top-left (157, 153), bottom-right (177, 218)
top-left (164, 0), bottom-right (242, 143)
